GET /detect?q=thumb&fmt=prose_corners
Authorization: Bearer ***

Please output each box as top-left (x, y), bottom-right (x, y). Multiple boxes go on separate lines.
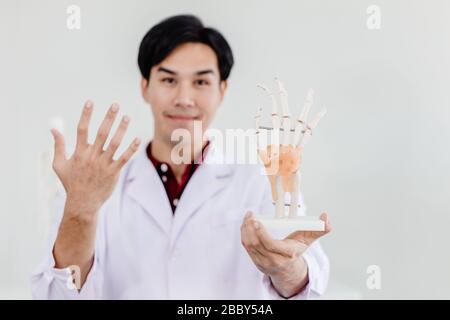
top-left (50, 128), bottom-right (67, 166)
top-left (319, 212), bottom-right (332, 233)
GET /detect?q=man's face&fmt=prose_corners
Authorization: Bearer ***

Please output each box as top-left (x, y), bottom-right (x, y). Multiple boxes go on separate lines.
top-left (141, 42), bottom-right (227, 145)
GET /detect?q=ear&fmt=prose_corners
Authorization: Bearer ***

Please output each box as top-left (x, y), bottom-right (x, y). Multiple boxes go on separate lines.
top-left (141, 77), bottom-right (150, 103)
top-left (218, 80), bottom-right (228, 104)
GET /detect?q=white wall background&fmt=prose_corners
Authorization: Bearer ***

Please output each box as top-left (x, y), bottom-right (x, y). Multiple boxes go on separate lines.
top-left (1, 0), bottom-right (450, 299)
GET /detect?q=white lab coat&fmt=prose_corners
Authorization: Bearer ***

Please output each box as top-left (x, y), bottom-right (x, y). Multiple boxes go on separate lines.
top-left (31, 140), bottom-right (329, 299)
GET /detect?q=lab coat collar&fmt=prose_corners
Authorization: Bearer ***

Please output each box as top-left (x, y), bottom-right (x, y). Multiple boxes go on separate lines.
top-left (125, 139), bottom-right (234, 246)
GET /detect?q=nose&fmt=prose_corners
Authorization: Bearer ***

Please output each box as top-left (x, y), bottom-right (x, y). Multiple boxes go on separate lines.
top-left (174, 83), bottom-right (195, 108)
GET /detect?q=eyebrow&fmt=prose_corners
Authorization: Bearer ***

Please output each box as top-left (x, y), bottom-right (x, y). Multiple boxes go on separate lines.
top-left (196, 69), bottom-right (215, 76)
top-left (157, 67), bottom-right (215, 76)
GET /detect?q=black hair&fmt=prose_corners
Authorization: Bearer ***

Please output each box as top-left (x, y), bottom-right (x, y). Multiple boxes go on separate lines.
top-left (138, 14), bottom-right (234, 82)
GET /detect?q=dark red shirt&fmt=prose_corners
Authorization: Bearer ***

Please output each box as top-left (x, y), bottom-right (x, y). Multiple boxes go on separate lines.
top-left (146, 141), bottom-right (209, 213)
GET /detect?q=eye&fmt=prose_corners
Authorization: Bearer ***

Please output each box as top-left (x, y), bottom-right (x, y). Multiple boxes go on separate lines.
top-left (162, 77), bottom-right (176, 85)
top-left (195, 79), bottom-right (210, 87)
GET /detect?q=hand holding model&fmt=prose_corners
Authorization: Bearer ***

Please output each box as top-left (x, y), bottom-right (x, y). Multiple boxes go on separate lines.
top-left (241, 210), bottom-right (331, 297)
top-left (240, 79), bottom-right (331, 298)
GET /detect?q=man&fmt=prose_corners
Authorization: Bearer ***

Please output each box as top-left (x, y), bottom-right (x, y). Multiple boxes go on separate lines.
top-left (31, 14), bottom-right (331, 299)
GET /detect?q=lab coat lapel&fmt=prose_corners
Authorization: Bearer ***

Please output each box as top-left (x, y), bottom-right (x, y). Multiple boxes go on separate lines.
top-left (169, 142), bottom-right (234, 247)
top-left (125, 142), bottom-right (173, 236)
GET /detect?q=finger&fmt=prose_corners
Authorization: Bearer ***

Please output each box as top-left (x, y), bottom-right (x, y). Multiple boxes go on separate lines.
top-left (76, 100), bottom-right (94, 151)
top-left (255, 107), bottom-right (264, 152)
top-left (104, 115), bottom-right (130, 159)
top-left (240, 211), bottom-right (254, 247)
top-left (243, 210), bottom-right (254, 222)
top-left (287, 212), bottom-right (332, 244)
top-left (252, 219), bottom-right (295, 258)
top-left (298, 89), bottom-right (314, 126)
top-left (113, 137), bottom-right (141, 171)
top-left (275, 78), bottom-right (290, 116)
top-left (50, 128), bottom-right (67, 166)
top-left (241, 212), bottom-right (260, 254)
top-left (320, 212), bottom-right (332, 234)
top-left (93, 103), bottom-right (120, 153)
top-left (257, 83), bottom-right (281, 131)
top-left (255, 107), bottom-right (262, 132)
top-left (240, 216), bottom-right (252, 251)
top-left (307, 108), bottom-right (327, 131)
top-left (243, 217), bottom-right (271, 264)
top-left (293, 89), bottom-right (313, 146)
top-left (245, 216), bottom-right (262, 249)
top-left (275, 77), bottom-right (292, 146)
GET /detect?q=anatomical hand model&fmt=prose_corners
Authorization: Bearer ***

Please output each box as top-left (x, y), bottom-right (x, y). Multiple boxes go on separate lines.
top-left (255, 78), bottom-right (326, 220)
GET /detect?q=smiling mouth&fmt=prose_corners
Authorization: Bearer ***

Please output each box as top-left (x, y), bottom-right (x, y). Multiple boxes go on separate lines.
top-left (165, 114), bottom-right (200, 121)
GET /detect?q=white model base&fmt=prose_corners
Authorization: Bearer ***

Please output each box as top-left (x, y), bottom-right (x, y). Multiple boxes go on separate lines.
top-left (254, 215), bottom-right (324, 239)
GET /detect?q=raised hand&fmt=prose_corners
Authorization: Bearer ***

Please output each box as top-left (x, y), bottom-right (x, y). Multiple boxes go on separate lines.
top-left (51, 100), bottom-right (141, 216)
